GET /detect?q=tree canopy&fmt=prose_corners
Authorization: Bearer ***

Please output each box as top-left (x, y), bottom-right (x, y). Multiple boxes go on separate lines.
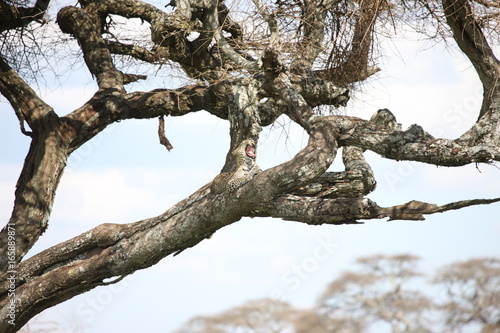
top-left (173, 255), bottom-right (500, 333)
top-left (0, 0), bottom-right (499, 332)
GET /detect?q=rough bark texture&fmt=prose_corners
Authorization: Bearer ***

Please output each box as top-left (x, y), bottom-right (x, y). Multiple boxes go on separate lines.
top-left (0, 0), bottom-right (499, 331)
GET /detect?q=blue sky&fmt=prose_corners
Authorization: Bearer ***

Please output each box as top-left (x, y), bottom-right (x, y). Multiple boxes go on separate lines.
top-left (1, 24), bottom-right (499, 333)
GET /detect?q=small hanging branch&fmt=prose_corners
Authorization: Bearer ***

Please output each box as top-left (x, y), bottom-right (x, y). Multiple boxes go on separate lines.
top-left (158, 116), bottom-right (173, 151)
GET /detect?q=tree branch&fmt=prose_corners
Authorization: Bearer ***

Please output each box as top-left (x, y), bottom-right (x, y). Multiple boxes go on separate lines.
top-left (209, 3), bottom-right (261, 73)
top-left (443, 0), bottom-right (499, 84)
top-left (313, 0), bottom-right (388, 85)
top-left (105, 40), bottom-right (168, 64)
top-left (289, 0), bottom-right (329, 74)
top-left (0, 179), bottom-right (245, 332)
top-left (251, 0), bottom-right (280, 48)
top-left (0, 57), bottom-right (68, 267)
top-left (0, 114), bottom-right (68, 269)
top-left (0, 56), bottom-right (54, 134)
top-left (333, 115), bottom-right (499, 166)
top-left (0, 0), bottom-right (51, 32)
top-left (250, 195), bottom-right (500, 224)
top-left (79, 0), bottom-right (168, 23)
top-left (57, 6), bottom-right (125, 91)
top-left (442, 0), bottom-right (500, 118)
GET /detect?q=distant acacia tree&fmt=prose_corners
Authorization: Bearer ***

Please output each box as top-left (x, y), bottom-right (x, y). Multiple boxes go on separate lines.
top-left (433, 258), bottom-right (500, 333)
top-left (172, 255), bottom-right (500, 333)
top-left (317, 254), bottom-right (433, 333)
top-left (291, 309), bottom-right (334, 333)
top-left (172, 298), bottom-right (296, 333)
top-left (1, 0), bottom-right (500, 332)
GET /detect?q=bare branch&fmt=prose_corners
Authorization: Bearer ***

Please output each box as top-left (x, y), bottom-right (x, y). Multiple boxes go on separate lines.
top-left (105, 40), bottom-right (168, 64)
top-left (0, 55), bottom-right (54, 133)
top-left (442, 0), bottom-right (500, 118)
top-left (0, 0), bottom-right (51, 32)
top-left (57, 6), bottom-right (125, 91)
top-left (334, 115), bottom-right (499, 166)
top-left (289, 0), bottom-right (330, 74)
top-left (315, 0), bottom-right (388, 85)
top-left (210, 5), bottom-right (261, 72)
top-left (251, 195), bottom-right (500, 224)
top-left (252, 0), bottom-right (280, 48)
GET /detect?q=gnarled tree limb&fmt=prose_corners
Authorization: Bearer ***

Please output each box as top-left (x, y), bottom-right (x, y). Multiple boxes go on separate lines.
top-left (250, 195), bottom-right (500, 224)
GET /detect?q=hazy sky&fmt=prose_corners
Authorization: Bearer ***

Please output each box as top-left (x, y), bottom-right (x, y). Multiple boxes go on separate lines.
top-left (1, 15), bottom-right (499, 333)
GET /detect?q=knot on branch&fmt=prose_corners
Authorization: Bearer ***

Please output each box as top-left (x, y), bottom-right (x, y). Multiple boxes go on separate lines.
top-left (57, 6), bottom-right (91, 35)
top-left (298, 78), bottom-right (350, 108)
top-left (369, 108), bottom-right (401, 130)
top-left (93, 223), bottom-right (125, 248)
top-left (404, 124), bottom-right (435, 141)
top-left (262, 48), bottom-right (284, 78)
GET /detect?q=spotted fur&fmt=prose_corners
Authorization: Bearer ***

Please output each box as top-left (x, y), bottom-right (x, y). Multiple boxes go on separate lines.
top-left (212, 139), bottom-right (260, 194)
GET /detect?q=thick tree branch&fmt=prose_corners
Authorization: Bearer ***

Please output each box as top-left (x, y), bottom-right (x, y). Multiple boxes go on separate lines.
top-left (57, 6), bottom-right (124, 91)
top-left (0, 0), bottom-right (51, 32)
top-left (250, 195), bottom-right (500, 224)
top-left (0, 56), bottom-right (54, 134)
top-left (79, 0), bottom-right (169, 24)
top-left (56, 82), bottom-right (228, 153)
top-left (0, 179), bottom-right (247, 332)
top-left (0, 119), bottom-right (69, 268)
top-left (334, 115), bottom-right (500, 166)
top-left (443, 0), bottom-right (500, 118)
top-left (0, 57), bottom-right (68, 267)
top-left (62, 75), bottom-right (349, 152)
